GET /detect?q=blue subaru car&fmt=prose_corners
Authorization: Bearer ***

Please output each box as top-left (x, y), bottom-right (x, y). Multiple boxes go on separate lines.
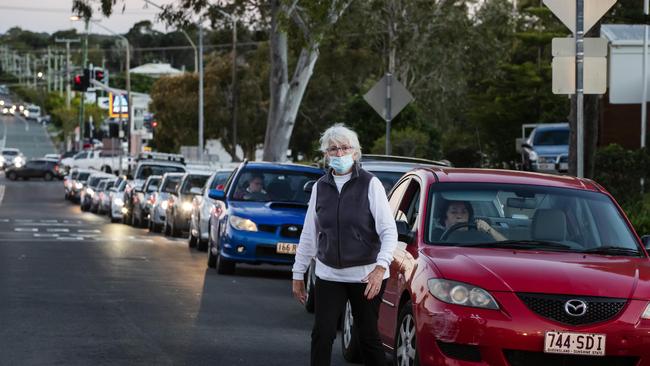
top-left (206, 161), bottom-right (324, 274)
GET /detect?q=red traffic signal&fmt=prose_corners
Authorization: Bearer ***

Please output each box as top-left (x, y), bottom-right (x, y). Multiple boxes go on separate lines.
top-left (152, 121), bottom-right (158, 128)
top-left (72, 73), bottom-right (88, 91)
top-left (93, 69), bottom-right (106, 83)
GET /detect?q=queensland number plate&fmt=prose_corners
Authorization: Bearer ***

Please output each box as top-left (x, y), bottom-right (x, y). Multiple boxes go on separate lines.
top-left (276, 242), bottom-right (297, 255)
top-left (538, 163), bottom-right (555, 171)
top-left (559, 163), bottom-right (569, 171)
top-left (544, 331), bottom-right (606, 356)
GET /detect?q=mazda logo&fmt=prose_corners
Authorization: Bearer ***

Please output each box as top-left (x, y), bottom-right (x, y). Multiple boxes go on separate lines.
top-left (564, 299), bottom-right (588, 317)
top-left (287, 226), bottom-right (299, 232)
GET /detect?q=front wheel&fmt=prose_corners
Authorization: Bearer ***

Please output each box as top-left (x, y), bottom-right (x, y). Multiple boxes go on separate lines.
top-left (207, 231), bottom-right (217, 268)
top-left (394, 301), bottom-right (419, 366)
top-left (341, 300), bottom-right (362, 363)
top-left (7, 172), bottom-right (16, 180)
top-left (188, 230), bottom-right (198, 248)
top-left (215, 241), bottom-right (235, 275)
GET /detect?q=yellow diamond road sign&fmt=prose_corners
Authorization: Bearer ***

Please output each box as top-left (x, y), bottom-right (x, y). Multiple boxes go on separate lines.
top-left (543, 0), bottom-right (616, 35)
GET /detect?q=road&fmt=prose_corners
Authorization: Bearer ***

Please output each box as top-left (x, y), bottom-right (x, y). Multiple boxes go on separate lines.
top-left (1, 113), bottom-right (56, 157)
top-left (0, 177), bottom-right (354, 366)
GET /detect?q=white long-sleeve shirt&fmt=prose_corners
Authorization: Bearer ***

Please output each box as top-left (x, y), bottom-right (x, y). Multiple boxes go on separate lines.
top-left (292, 171), bottom-right (398, 283)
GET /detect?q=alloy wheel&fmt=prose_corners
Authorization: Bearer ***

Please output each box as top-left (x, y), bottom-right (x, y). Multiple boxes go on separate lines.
top-left (396, 313), bottom-right (417, 366)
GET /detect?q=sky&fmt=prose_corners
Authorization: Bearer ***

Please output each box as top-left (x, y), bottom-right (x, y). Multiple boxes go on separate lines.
top-left (0, 0), bottom-right (177, 35)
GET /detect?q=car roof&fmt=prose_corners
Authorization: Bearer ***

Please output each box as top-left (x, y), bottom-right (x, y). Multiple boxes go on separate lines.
top-left (243, 161), bottom-right (323, 173)
top-left (533, 123), bottom-right (569, 131)
top-left (361, 154), bottom-right (450, 166)
top-left (418, 167), bottom-right (601, 192)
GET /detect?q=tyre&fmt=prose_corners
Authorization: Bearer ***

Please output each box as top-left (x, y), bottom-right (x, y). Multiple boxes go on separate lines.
top-left (197, 238), bottom-right (208, 252)
top-left (7, 172), bottom-right (16, 180)
top-left (101, 166), bottom-right (112, 174)
top-left (207, 231), bottom-right (217, 268)
top-left (188, 230), bottom-right (198, 248)
top-left (304, 262), bottom-right (316, 313)
top-left (341, 300), bottom-right (362, 363)
top-left (215, 244), bottom-right (235, 275)
top-left (170, 215), bottom-right (180, 237)
top-left (44, 172), bottom-right (53, 181)
top-left (164, 219), bottom-right (171, 236)
top-left (394, 301), bottom-right (419, 366)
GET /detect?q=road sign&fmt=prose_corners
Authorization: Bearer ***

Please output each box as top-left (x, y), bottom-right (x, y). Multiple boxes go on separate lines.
top-left (552, 37), bottom-right (608, 57)
top-left (552, 56), bottom-right (607, 94)
top-left (543, 0), bottom-right (616, 35)
top-left (363, 75), bottom-right (414, 122)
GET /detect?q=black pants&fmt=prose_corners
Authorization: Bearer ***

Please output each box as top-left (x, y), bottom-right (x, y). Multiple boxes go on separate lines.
top-left (311, 277), bottom-right (387, 366)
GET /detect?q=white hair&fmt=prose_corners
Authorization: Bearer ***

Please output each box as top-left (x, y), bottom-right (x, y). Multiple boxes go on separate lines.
top-left (319, 123), bottom-right (362, 160)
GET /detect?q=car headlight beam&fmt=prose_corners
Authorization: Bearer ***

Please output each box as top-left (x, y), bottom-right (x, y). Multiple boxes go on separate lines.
top-left (182, 201), bottom-right (193, 212)
top-left (528, 150), bottom-right (538, 161)
top-left (161, 200), bottom-right (169, 210)
top-left (428, 279), bottom-right (499, 310)
top-left (229, 215), bottom-right (258, 232)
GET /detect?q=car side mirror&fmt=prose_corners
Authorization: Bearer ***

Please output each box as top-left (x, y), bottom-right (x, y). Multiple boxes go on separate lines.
top-left (642, 235), bottom-right (650, 250)
top-left (303, 180), bottom-right (316, 193)
top-left (521, 143), bottom-right (533, 150)
top-left (208, 189), bottom-right (226, 200)
top-left (396, 220), bottom-right (414, 244)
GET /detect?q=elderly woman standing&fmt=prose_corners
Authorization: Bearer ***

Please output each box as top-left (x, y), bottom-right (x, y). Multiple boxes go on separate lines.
top-left (292, 123), bottom-right (397, 366)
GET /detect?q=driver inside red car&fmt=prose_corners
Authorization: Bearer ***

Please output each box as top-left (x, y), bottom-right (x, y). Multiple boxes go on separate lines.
top-left (433, 200), bottom-right (506, 241)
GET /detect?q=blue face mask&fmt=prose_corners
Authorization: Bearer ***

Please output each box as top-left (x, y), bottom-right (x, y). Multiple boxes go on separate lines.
top-left (329, 154), bottom-right (354, 174)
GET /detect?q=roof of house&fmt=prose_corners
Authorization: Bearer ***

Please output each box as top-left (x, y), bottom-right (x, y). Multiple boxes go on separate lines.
top-left (129, 63), bottom-right (183, 76)
top-left (601, 24), bottom-right (647, 46)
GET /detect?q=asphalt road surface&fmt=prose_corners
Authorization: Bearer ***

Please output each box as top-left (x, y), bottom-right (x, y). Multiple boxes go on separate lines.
top-left (1, 113), bottom-right (56, 157)
top-left (0, 176), bottom-right (356, 366)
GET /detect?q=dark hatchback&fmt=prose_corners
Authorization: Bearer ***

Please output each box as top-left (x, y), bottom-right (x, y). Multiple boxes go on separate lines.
top-left (5, 159), bottom-right (61, 181)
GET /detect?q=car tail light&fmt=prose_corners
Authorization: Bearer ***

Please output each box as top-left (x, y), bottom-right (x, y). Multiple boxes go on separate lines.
top-left (54, 164), bottom-right (59, 172)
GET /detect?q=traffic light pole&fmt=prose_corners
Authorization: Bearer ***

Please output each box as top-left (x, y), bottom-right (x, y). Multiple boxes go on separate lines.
top-left (79, 19), bottom-right (89, 151)
top-left (54, 38), bottom-right (79, 109)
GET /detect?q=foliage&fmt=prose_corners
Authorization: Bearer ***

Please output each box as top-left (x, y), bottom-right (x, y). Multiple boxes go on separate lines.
top-left (593, 144), bottom-right (650, 207)
top-left (109, 73), bottom-right (158, 94)
top-left (370, 127), bottom-right (438, 159)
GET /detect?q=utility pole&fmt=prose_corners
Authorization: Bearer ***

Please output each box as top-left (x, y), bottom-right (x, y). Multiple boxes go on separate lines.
top-left (55, 38), bottom-right (80, 109)
top-left (216, 8), bottom-right (239, 160)
top-left (47, 48), bottom-right (52, 93)
top-left (198, 24), bottom-right (204, 161)
top-left (79, 18), bottom-right (89, 150)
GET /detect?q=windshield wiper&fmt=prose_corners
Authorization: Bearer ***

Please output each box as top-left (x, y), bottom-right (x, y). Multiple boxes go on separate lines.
top-left (580, 246), bottom-right (641, 256)
top-left (458, 240), bottom-right (573, 250)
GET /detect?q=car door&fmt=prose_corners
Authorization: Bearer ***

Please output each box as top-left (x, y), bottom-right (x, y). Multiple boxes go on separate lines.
top-left (378, 176), bottom-right (419, 344)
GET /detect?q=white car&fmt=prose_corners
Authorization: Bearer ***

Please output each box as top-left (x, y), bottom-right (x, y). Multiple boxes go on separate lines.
top-left (1, 148), bottom-right (25, 170)
top-left (147, 172), bottom-right (184, 233)
top-left (189, 168), bottom-right (234, 250)
top-left (108, 179), bottom-right (128, 222)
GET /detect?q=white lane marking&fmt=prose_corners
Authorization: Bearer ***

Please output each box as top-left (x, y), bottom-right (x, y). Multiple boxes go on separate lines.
top-left (46, 228), bottom-right (69, 233)
top-left (39, 220), bottom-right (59, 223)
top-left (56, 236), bottom-right (84, 241)
top-left (14, 228), bottom-right (38, 232)
top-left (34, 233), bottom-right (59, 238)
top-left (15, 115), bottom-right (29, 132)
top-left (0, 185), bottom-right (4, 206)
top-left (78, 229), bottom-right (101, 233)
top-left (15, 219), bottom-right (34, 223)
top-left (0, 218), bottom-right (9, 222)
top-left (0, 119), bottom-right (6, 148)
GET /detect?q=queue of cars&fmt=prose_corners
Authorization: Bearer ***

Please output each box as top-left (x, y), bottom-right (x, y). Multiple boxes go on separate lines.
top-left (57, 151), bottom-right (650, 365)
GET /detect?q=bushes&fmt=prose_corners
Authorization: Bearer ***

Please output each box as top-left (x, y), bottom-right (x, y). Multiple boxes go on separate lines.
top-left (594, 144), bottom-right (650, 235)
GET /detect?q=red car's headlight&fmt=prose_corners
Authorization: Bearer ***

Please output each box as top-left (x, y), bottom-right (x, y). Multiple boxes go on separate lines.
top-left (642, 303), bottom-right (650, 319)
top-left (427, 279), bottom-right (499, 310)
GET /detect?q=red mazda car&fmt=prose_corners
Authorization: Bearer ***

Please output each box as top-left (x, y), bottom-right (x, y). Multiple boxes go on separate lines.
top-left (341, 167), bottom-right (650, 366)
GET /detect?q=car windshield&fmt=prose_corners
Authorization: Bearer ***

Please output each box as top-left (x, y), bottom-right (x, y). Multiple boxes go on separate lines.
top-left (181, 175), bottom-right (209, 194)
top-left (209, 171), bottom-right (233, 189)
top-left (533, 129), bottom-right (569, 146)
top-left (161, 176), bottom-right (182, 192)
top-left (231, 169), bottom-right (322, 203)
top-left (426, 183), bottom-right (641, 255)
top-left (2, 150), bottom-right (18, 156)
top-left (77, 172), bottom-right (91, 181)
top-left (105, 181), bottom-right (115, 190)
top-left (368, 171), bottom-right (405, 193)
top-left (145, 178), bottom-right (161, 193)
top-left (136, 164), bottom-right (186, 180)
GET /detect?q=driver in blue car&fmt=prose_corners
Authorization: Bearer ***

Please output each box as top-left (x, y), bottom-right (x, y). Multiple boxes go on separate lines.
top-left (434, 200), bottom-right (506, 241)
top-left (234, 173), bottom-right (270, 201)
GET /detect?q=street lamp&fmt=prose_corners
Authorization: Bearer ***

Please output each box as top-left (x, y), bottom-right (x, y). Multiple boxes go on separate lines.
top-left (216, 9), bottom-right (239, 161)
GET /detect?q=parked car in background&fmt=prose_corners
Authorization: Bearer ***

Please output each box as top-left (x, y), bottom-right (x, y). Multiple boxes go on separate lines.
top-left (522, 123), bottom-right (569, 174)
top-left (189, 168), bottom-right (234, 250)
top-left (90, 179), bottom-right (116, 213)
top-left (68, 170), bottom-right (92, 203)
top-left (60, 150), bottom-right (127, 175)
top-left (4, 158), bottom-right (60, 181)
top-left (24, 104), bottom-right (41, 121)
top-left (164, 171), bottom-right (211, 237)
top-left (80, 173), bottom-right (112, 211)
top-left (108, 179), bottom-right (128, 223)
top-left (122, 153), bottom-right (186, 226)
top-left (340, 166), bottom-right (650, 366)
top-left (147, 172), bottom-right (184, 232)
top-left (0, 148), bottom-right (25, 170)
top-left (206, 161), bottom-right (324, 274)
top-left (130, 175), bottom-right (162, 228)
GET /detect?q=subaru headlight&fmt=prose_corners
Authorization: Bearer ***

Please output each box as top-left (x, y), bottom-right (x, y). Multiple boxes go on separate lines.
top-left (23, 110), bottom-right (29, 117)
top-left (86, 188), bottom-right (94, 197)
top-left (427, 279), bottom-right (499, 310)
top-left (642, 303), bottom-right (650, 319)
top-left (528, 150), bottom-right (538, 161)
top-left (75, 182), bottom-right (83, 190)
top-left (182, 201), bottom-right (193, 212)
top-left (229, 215), bottom-right (258, 232)
top-left (114, 198), bottom-right (124, 207)
top-left (161, 200), bottom-right (169, 210)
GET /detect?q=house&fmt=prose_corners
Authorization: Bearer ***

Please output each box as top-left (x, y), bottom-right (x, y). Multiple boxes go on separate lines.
top-left (129, 63), bottom-right (183, 78)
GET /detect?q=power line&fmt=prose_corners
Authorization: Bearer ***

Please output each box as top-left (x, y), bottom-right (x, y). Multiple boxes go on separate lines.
top-left (0, 5), bottom-right (156, 15)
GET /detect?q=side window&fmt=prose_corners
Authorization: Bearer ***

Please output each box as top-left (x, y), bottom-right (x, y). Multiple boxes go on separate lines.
top-left (395, 180), bottom-right (422, 231)
top-left (388, 178), bottom-right (411, 216)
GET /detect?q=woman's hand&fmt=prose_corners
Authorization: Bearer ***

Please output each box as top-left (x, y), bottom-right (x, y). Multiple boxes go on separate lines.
top-left (475, 219), bottom-right (492, 233)
top-left (292, 280), bottom-right (307, 305)
top-left (362, 266), bottom-right (386, 300)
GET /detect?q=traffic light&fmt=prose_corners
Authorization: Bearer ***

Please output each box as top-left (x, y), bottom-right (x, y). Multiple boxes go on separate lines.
top-left (72, 72), bottom-right (89, 91)
top-left (93, 68), bottom-right (107, 83)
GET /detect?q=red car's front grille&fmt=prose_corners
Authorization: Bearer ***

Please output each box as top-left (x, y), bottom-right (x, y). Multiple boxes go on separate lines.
top-left (517, 293), bottom-right (626, 326)
top-left (504, 350), bottom-right (638, 366)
